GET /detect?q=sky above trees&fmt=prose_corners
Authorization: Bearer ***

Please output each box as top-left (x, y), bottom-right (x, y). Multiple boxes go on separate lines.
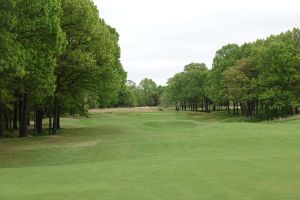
top-left (95, 0), bottom-right (300, 85)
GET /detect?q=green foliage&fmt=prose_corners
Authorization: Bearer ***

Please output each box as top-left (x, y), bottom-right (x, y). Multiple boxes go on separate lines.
top-left (208, 44), bottom-right (241, 104)
top-left (16, 0), bottom-right (65, 102)
top-left (138, 78), bottom-right (159, 106)
top-left (56, 0), bottom-right (126, 114)
top-left (0, 0), bottom-right (24, 97)
top-left (0, 0), bottom-right (125, 136)
top-left (166, 28), bottom-right (300, 119)
top-left (167, 63), bottom-right (209, 111)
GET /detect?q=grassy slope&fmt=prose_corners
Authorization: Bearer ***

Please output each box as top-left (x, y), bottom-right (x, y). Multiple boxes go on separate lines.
top-left (0, 111), bottom-right (300, 200)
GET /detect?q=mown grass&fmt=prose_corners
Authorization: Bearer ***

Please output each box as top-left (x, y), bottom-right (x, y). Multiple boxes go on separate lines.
top-left (0, 111), bottom-right (300, 200)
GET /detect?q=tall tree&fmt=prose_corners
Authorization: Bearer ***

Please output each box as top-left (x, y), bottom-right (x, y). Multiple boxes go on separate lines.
top-left (0, 0), bottom-right (24, 137)
top-left (15, 0), bottom-right (65, 137)
top-left (139, 78), bottom-right (159, 106)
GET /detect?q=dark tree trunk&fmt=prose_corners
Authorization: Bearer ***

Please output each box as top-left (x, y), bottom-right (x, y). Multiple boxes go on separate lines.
top-left (27, 111), bottom-right (30, 126)
top-left (36, 108), bottom-right (44, 134)
top-left (22, 93), bottom-right (28, 137)
top-left (227, 101), bottom-right (230, 114)
top-left (0, 99), bottom-right (4, 138)
top-left (57, 106), bottom-right (61, 129)
top-left (233, 102), bottom-right (236, 115)
top-left (34, 107), bottom-right (36, 136)
top-left (4, 109), bottom-right (9, 130)
top-left (204, 97), bottom-right (209, 113)
top-left (48, 99), bottom-right (52, 135)
top-left (9, 110), bottom-right (12, 130)
top-left (18, 95), bottom-right (22, 135)
top-left (13, 102), bottom-right (18, 130)
top-left (19, 93), bottom-right (28, 137)
top-left (52, 96), bottom-right (58, 135)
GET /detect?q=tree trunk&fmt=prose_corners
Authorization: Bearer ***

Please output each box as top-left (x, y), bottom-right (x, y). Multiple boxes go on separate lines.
top-left (233, 102), bottom-right (236, 115)
top-left (227, 101), bottom-right (230, 114)
top-left (57, 106), bottom-right (61, 129)
top-left (36, 108), bottom-right (43, 134)
top-left (34, 107), bottom-right (36, 136)
top-left (22, 93), bottom-right (28, 137)
top-left (18, 95), bottom-right (22, 136)
top-left (204, 97), bottom-right (209, 113)
top-left (48, 99), bottom-right (52, 135)
top-left (4, 109), bottom-right (9, 130)
top-left (0, 99), bottom-right (4, 138)
top-left (52, 96), bottom-right (58, 135)
top-left (13, 102), bottom-right (18, 130)
top-left (19, 93), bottom-right (28, 137)
top-left (27, 112), bottom-right (30, 126)
top-left (9, 110), bottom-right (12, 130)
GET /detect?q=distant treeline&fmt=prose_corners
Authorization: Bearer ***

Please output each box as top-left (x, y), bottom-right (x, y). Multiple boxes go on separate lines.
top-left (166, 28), bottom-right (300, 119)
top-left (0, 0), bottom-right (126, 137)
top-left (98, 78), bottom-right (164, 108)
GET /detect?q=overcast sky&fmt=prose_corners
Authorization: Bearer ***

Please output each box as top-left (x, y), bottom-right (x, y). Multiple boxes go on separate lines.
top-left (93, 0), bottom-right (300, 85)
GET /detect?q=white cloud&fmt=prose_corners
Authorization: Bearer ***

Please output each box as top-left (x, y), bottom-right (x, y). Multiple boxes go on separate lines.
top-left (94, 0), bottom-right (300, 85)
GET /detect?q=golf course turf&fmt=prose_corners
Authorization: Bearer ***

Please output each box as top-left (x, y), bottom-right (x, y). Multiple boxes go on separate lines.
top-left (0, 111), bottom-right (300, 199)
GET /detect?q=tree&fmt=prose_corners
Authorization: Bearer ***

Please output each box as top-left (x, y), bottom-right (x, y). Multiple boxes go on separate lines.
top-left (14, 0), bottom-right (65, 137)
top-left (0, 0), bottom-right (24, 137)
top-left (256, 29), bottom-right (300, 118)
top-left (54, 0), bottom-right (125, 133)
top-left (221, 59), bottom-right (258, 116)
top-left (167, 63), bottom-right (209, 111)
top-left (208, 44), bottom-right (241, 111)
top-left (139, 78), bottom-right (159, 106)
top-left (166, 28), bottom-right (300, 119)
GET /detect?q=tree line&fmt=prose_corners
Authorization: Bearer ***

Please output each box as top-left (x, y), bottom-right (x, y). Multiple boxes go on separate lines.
top-left (98, 78), bottom-right (164, 108)
top-left (166, 28), bottom-right (300, 119)
top-left (0, 0), bottom-right (125, 137)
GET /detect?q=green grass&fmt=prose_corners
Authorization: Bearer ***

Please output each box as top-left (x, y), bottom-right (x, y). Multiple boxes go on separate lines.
top-left (0, 111), bottom-right (300, 200)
